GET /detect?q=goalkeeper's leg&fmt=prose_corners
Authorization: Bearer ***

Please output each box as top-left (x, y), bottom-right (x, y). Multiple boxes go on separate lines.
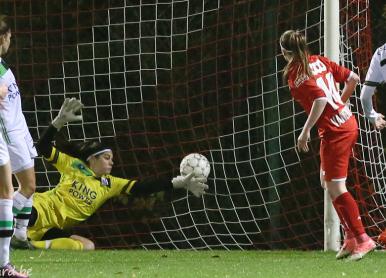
top-left (31, 235), bottom-right (95, 251)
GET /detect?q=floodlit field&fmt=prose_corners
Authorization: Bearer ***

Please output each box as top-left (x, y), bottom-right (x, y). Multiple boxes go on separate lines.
top-left (11, 249), bottom-right (386, 278)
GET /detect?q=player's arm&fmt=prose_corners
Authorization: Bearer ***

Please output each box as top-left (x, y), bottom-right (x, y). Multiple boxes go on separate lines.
top-left (35, 123), bottom-right (80, 172)
top-left (35, 124), bottom-right (58, 158)
top-left (297, 97), bottom-right (327, 153)
top-left (341, 72), bottom-right (360, 103)
top-left (0, 82), bottom-right (7, 101)
top-left (360, 83), bottom-right (378, 123)
top-left (359, 48), bottom-right (386, 129)
top-left (360, 82), bottom-right (386, 130)
top-left (126, 178), bottom-right (173, 196)
top-left (36, 98), bottom-right (83, 159)
top-left (120, 173), bottom-right (208, 198)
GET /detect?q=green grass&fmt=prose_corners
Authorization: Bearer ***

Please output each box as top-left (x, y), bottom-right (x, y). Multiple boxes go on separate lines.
top-left (10, 249), bottom-right (386, 278)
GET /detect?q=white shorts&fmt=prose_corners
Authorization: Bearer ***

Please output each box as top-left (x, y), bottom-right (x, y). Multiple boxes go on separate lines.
top-left (6, 130), bottom-right (37, 173)
top-left (0, 131), bottom-right (10, 166)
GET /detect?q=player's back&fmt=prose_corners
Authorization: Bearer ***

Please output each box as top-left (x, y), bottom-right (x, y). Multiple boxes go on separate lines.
top-left (288, 55), bottom-right (355, 135)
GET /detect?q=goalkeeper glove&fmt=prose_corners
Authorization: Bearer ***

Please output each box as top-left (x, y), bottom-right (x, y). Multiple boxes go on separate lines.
top-left (172, 172), bottom-right (209, 198)
top-left (52, 97), bottom-right (84, 130)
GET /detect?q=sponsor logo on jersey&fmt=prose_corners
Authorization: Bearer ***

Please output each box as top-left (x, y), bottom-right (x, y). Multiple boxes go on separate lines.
top-left (7, 82), bottom-right (20, 101)
top-left (294, 74), bottom-right (309, 87)
top-left (69, 180), bottom-right (97, 205)
top-left (71, 160), bottom-right (93, 176)
top-left (100, 176), bottom-right (111, 187)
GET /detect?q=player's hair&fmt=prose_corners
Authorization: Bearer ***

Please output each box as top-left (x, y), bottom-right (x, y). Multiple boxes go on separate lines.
top-left (280, 30), bottom-right (312, 82)
top-left (0, 15), bottom-right (10, 36)
top-left (55, 137), bottom-right (111, 163)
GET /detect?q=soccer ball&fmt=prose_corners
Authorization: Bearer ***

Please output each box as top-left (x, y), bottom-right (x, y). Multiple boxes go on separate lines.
top-left (180, 153), bottom-right (210, 179)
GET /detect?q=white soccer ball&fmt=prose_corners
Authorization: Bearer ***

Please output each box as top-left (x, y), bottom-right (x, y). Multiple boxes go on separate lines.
top-left (180, 153), bottom-right (210, 179)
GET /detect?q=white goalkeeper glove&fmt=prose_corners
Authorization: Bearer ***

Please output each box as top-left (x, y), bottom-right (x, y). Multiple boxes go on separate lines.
top-left (52, 97), bottom-right (84, 130)
top-left (172, 172), bottom-right (209, 198)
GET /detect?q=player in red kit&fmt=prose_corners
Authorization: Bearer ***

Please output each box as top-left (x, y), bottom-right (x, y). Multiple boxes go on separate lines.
top-left (280, 30), bottom-right (376, 261)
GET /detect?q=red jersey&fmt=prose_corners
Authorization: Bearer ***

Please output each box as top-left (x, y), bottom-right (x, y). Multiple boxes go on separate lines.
top-left (288, 55), bottom-right (355, 136)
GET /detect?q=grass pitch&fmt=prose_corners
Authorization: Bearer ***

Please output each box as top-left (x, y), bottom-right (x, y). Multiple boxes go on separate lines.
top-left (11, 249), bottom-right (386, 278)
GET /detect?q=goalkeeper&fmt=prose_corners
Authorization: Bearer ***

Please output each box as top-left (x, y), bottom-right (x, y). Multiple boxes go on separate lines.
top-left (27, 98), bottom-right (208, 251)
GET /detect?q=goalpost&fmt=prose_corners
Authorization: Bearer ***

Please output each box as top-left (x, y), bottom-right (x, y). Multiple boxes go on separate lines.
top-left (323, 0), bottom-right (341, 252)
top-left (1, 0), bottom-right (382, 250)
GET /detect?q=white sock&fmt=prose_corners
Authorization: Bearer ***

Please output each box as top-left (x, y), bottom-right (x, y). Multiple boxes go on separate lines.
top-left (13, 192), bottom-right (32, 241)
top-left (12, 191), bottom-right (28, 215)
top-left (13, 226), bottom-right (27, 241)
top-left (45, 240), bottom-right (52, 249)
top-left (0, 199), bottom-right (13, 267)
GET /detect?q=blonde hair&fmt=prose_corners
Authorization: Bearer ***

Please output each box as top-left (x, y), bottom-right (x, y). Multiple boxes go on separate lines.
top-left (280, 30), bottom-right (312, 82)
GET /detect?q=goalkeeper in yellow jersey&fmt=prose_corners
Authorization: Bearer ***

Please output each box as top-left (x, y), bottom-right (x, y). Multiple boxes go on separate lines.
top-left (27, 98), bottom-right (208, 251)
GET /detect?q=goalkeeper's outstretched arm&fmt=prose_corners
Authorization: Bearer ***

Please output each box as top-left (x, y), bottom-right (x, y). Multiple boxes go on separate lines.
top-left (36, 98), bottom-right (209, 198)
top-left (128, 173), bottom-right (208, 198)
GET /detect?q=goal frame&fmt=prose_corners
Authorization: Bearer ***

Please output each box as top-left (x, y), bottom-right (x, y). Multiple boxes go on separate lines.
top-left (323, 0), bottom-right (342, 252)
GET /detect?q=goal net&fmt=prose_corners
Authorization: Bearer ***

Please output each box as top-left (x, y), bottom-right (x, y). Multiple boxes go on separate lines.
top-left (2, 0), bottom-right (383, 249)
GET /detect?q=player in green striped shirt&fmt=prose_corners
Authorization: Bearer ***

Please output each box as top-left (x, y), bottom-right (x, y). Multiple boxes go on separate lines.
top-left (0, 15), bottom-right (29, 278)
top-left (0, 15), bottom-right (37, 251)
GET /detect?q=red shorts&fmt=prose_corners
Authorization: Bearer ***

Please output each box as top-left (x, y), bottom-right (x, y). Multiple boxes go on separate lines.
top-left (320, 118), bottom-right (358, 182)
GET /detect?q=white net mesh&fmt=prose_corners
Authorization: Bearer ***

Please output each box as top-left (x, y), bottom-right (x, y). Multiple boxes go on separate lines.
top-left (8, 0), bottom-right (383, 249)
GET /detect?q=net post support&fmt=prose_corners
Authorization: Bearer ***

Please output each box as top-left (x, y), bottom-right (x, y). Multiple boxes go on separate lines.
top-left (323, 0), bottom-right (341, 252)
top-left (324, 191), bottom-right (340, 251)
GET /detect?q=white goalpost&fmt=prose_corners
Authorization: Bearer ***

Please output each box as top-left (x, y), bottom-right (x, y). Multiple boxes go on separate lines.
top-left (323, 0), bottom-right (341, 252)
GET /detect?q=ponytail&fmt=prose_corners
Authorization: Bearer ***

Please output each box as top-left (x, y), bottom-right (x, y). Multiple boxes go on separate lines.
top-left (280, 30), bottom-right (312, 83)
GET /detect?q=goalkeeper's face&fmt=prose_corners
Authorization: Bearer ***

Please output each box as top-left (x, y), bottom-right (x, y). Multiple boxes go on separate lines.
top-left (89, 151), bottom-right (114, 177)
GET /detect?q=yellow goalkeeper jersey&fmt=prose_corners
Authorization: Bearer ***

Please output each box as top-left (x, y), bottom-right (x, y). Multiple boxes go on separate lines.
top-left (28, 147), bottom-right (137, 240)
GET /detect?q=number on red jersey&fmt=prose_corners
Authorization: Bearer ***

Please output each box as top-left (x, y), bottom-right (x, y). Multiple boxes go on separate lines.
top-left (315, 72), bottom-right (343, 110)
